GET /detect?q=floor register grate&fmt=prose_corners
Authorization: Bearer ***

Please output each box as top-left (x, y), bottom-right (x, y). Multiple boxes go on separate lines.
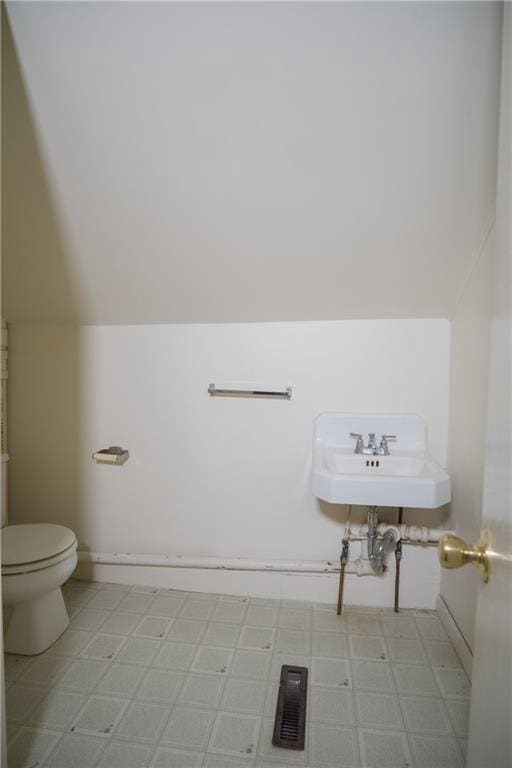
top-left (272, 665), bottom-right (308, 750)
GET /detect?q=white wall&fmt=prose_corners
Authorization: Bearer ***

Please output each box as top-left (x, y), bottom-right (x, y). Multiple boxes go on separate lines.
top-left (3, 1), bottom-right (501, 324)
top-left (441, 231), bottom-right (494, 651)
top-left (8, 319), bottom-right (449, 605)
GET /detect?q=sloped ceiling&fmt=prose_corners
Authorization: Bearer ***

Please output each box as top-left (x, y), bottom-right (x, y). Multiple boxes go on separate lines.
top-left (2, 1), bottom-right (502, 324)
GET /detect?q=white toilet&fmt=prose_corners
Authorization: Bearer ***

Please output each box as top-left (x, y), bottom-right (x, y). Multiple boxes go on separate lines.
top-left (1, 457), bottom-right (78, 655)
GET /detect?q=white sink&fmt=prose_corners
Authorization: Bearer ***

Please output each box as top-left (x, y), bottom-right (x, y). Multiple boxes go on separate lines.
top-left (312, 413), bottom-right (451, 508)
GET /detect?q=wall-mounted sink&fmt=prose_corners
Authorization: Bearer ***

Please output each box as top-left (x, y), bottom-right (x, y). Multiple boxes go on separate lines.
top-left (312, 413), bottom-right (451, 508)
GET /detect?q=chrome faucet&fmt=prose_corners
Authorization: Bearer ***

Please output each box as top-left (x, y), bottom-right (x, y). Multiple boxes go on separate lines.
top-left (367, 433), bottom-right (378, 454)
top-left (350, 432), bottom-right (397, 455)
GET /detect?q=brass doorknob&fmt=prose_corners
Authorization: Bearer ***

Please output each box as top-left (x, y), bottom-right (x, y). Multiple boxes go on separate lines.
top-left (438, 531), bottom-right (490, 583)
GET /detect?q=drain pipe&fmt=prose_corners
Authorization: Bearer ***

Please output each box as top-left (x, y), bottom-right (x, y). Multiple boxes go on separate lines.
top-left (366, 506), bottom-right (378, 570)
top-left (372, 529), bottom-right (397, 572)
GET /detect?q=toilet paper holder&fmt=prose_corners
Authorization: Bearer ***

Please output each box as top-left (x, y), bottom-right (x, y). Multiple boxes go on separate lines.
top-left (92, 446), bottom-right (130, 465)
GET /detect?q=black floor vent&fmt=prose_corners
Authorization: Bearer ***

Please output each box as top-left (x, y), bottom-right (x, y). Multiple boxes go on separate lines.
top-left (272, 665), bottom-right (308, 750)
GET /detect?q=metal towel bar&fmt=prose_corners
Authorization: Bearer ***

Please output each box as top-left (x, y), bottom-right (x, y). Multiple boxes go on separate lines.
top-left (208, 383), bottom-right (292, 400)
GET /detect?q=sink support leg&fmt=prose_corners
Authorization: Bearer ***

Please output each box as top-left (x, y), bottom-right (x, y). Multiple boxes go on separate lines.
top-left (393, 507), bottom-right (404, 612)
top-left (337, 539), bottom-right (350, 615)
top-left (394, 539), bottom-right (402, 612)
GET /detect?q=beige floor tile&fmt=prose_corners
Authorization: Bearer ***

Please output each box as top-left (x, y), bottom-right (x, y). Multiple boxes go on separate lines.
top-left (115, 700), bottom-right (170, 743)
top-left (399, 696), bottom-right (452, 735)
top-left (208, 711), bottom-right (261, 757)
top-left (97, 739), bottom-right (154, 768)
top-left (359, 728), bottom-right (411, 768)
top-left (161, 706), bottom-right (216, 750)
top-left (310, 723), bottom-right (359, 767)
top-left (312, 657), bottom-right (352, 688)
top-left (408, 734), bottom-right (463, 767)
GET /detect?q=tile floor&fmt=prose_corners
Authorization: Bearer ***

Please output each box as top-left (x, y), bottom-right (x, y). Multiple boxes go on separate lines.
top-left (4, 580), bottom-right (470, 768)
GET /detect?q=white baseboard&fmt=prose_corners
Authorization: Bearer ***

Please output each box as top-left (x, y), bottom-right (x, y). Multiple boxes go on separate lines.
top-left (436, 594), bottom-right (473, 678)
top-left (74, 557), bottom-right (439, 609)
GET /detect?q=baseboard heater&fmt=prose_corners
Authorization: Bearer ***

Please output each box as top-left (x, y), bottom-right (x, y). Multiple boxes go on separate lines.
top-left (272, 665), bottom-right (308, 750)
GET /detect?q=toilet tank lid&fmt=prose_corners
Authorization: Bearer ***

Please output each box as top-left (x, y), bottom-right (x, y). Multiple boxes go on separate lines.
top-left (1, 523), bottom-right (77, 566)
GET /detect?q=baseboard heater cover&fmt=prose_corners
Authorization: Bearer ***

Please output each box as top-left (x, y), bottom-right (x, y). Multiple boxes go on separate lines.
top-left (272, 665), bottom-right (308, 750)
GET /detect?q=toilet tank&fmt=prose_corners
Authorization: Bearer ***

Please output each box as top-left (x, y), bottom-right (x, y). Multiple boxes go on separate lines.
top-left (1, 454), bottom-right (8, 528)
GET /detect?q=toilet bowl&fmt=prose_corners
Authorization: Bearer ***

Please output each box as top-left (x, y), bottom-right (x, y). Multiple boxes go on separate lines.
top-left (2, 523), bottom-right (78, 655)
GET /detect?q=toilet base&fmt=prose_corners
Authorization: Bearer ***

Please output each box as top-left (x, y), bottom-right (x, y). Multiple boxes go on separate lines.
top-left (4, 587), bottom-right (70, 655)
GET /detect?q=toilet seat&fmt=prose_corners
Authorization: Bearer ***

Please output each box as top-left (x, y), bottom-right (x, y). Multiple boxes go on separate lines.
top-left (1, 523), bottom-right (77, 575)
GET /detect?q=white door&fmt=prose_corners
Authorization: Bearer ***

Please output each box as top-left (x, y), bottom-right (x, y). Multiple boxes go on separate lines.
top-left (466, 8), bottom-right (511, 767)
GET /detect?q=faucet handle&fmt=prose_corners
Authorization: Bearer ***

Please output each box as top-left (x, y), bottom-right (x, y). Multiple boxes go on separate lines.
top-left (350, 433), bottom-right (364, 453)
top-left (379, 434), bottom-right (396, 456)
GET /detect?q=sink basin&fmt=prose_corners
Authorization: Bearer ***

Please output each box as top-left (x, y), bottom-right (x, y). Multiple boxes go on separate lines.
top-left (324, 450), bottom-right (427, 477)
top-left (312, 413), bottom-right (451, 508)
